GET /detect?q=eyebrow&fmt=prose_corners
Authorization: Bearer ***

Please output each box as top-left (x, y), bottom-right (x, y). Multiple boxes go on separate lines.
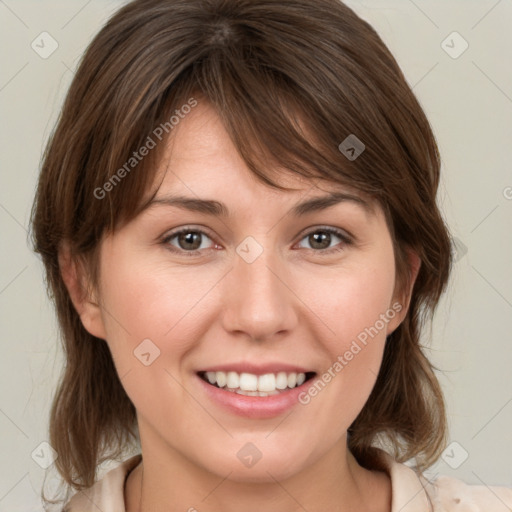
top-left (145, 191), bottom-right (373, 217)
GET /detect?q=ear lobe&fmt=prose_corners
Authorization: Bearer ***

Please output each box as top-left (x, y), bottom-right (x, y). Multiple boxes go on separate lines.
top-left (387, 248), bottom-right (421, 335)
top-left (58, 243), bottom-right (107, 340)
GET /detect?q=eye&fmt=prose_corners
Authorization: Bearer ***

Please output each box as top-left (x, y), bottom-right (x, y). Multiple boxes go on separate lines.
top-left (162, 227), bottom-right (216, 256)
top-left (296, 227), bottom-right (352, 254)
top-left (161, 225), bottom-right (352, 257)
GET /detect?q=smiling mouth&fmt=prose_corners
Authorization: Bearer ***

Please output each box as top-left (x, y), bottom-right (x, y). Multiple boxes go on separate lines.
top-left (197, 370), bottom-right (316, 396)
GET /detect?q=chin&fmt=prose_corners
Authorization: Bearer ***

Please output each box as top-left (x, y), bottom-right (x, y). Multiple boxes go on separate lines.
top-left (219, 459), bottom-right (304, 484)
top-left (195, 439), bottom-right (312, 483)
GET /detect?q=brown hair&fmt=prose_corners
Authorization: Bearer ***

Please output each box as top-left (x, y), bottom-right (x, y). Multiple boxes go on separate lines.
top-left (30, 0), bottom-right (453, 502)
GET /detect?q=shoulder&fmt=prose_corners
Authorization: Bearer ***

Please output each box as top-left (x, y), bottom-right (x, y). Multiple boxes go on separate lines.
top-left (62, 454), bottom-right (142, 512)
top-left (374, 449), bottom-right (512, 512)
top-left (424, 473), bottom-right (512, 512)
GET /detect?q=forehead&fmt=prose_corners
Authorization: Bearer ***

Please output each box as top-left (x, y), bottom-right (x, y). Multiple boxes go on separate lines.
top-left (144, 100), bottom-right (377, 216)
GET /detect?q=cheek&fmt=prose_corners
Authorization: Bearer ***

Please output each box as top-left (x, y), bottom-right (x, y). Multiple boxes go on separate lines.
top-left (304, 258), bottom-right (397, 353)
top-left (340, 270), bottom-right (395, 346)
top-left (294, 253), bottom-right (397, 423)
top-left (95, 254), bottom-right (209, 422)
top-left (96, 248), bottom-right (164, 354)
top-left (97, 250), bottom-right (222, 367)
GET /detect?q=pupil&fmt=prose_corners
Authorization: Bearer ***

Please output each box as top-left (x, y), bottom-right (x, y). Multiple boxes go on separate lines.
top-left (311, 232), bottom-right (330, 249)
top-left (180, 232), bottom-right (200, 250)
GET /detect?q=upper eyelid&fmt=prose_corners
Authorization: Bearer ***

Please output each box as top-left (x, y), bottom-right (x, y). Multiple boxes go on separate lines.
top-left (297, 225), bottom-right (352, 240)
top-left (162, 225), bottom-right (216, 242)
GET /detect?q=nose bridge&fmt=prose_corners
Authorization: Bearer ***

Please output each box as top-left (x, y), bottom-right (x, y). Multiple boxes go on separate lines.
top-left (221, 235), bottom-right (295, 340)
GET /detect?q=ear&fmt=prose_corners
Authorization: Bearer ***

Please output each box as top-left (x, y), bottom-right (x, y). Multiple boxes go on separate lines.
top-left (387, 247), bottom-right (421, 335)
top-left (58, 243), bottom-right (107, 340)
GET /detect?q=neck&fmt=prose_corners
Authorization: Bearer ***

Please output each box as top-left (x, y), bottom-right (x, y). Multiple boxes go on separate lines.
top-left (125, 426), bottom-right (391, 512)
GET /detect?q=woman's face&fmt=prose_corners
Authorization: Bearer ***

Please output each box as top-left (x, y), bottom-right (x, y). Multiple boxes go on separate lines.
top-left (78, 101), bottom-right (410, 482)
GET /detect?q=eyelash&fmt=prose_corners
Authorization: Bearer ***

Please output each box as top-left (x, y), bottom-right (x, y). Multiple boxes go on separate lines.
top-left (161, 226), bottom-right (353, 257)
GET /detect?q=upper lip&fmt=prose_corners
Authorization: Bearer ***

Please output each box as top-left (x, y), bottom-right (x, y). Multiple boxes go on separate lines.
top-left (197, 362), bottom-right (315, 375)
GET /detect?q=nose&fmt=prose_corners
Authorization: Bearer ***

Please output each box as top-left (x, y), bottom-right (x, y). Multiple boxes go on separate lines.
top-left (220, 241), bottom-right (298, 342)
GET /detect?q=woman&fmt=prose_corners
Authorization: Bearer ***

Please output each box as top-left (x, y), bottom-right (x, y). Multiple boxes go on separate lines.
top-left (30, 0), bottom-right (512, 511)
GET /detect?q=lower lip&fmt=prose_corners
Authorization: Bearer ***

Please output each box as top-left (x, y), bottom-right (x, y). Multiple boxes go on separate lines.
top-left (196, 374), bottom-right (313, 419)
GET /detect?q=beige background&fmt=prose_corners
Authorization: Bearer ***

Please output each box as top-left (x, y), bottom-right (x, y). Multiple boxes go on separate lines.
top-left (1, 0), bottom-right (511, 510)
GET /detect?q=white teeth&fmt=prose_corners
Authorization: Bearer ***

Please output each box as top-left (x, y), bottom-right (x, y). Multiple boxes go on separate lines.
top-left (202, 370), bottom-right (309, 393)
top-left (275, 372), bottom-right (288, 390)
top-left (226, 371), bottom-right (239, 389)
top-left (239, 372), bottom-right (258, 391)
top-left (216, 372), bottom-right (227, 388)
top-left (258, 373), bottom-right (276, 392)
top-left (235, 389), bottom-right (259, 396)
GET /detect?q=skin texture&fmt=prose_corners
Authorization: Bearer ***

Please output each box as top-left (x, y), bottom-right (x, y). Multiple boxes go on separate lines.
top-left (60, 101), bottom-right (420, 512)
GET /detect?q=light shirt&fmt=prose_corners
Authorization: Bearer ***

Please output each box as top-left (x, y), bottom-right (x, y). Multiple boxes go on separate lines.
top-left (63, 451), bottom-right (512, 511)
